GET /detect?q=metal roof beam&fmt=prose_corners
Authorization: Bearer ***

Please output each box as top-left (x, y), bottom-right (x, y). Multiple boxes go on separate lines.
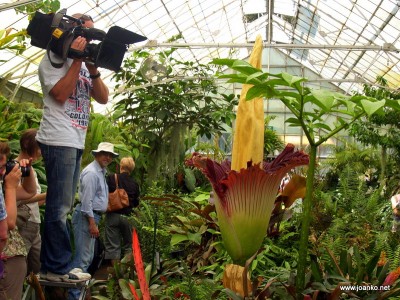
top-left (132, 41), bottom-right (399, 52)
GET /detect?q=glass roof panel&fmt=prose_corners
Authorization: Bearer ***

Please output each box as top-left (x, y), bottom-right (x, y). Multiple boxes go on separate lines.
top-left (0, 0), bottom-right (400, 111)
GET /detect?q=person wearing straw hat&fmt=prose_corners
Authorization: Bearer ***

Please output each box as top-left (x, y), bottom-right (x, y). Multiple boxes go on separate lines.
top-left (72, 142), bottom-right (118, 271)
top-left (69, 142), bottom-right (118, 298)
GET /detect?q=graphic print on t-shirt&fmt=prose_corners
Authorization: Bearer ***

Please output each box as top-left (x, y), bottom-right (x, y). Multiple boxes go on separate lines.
top-left (65, 70), bottom-right (91, 129)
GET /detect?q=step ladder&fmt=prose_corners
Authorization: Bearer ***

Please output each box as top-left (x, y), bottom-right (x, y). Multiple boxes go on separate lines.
top-left (22, 279), bottom-right (90, 300)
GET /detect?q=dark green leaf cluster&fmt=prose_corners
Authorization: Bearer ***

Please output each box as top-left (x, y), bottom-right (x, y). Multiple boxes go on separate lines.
top-left (114, 51), bottom-right (237, 141)
top-left (212, 58), bottom-right (392, 147)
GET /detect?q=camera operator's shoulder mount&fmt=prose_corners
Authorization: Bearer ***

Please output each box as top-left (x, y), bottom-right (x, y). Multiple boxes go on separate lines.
top-left (27, 9), bottom-right (147, 72)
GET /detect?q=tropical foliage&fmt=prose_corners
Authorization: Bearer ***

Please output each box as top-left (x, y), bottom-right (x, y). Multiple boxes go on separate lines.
top-left (111, 47), bottom-right (238, 189)
top-left (3, 6), bottom-right (400, 298)
top-left (212, 57), bottom-right (400, 296)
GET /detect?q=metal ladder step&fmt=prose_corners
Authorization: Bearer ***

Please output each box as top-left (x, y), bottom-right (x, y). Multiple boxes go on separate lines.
top-left (22, 279), bottom-right (90, 300)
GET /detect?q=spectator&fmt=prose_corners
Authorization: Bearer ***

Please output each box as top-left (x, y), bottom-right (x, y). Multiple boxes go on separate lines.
top-left (391, 193), bottom-right (400, 232)
top-left (69, 142), bottom-right (117, 300)
top-left (0, 142), bottom-right (36, 299)
top-left (105, 157), bottom-right (140, 265)
top-left (36, 13), bottom-right (109, 282)
top-left (16, 129), bottom-right (46, 276)
top-left (0, 146), bottom-right (8, 254)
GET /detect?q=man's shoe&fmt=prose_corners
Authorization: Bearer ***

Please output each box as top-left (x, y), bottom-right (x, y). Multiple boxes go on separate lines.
top-left (42, 271), bottom-right (69, 282)
top-left (64, 268), bottom-right (91, 282)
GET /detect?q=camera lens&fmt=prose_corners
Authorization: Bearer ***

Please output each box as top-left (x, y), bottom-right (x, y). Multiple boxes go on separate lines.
top-left (5, 160), bottom-right (16, 176)
top-left (4, 160), bottom-right (31, 177)
top-left (20, 166), bottom-right (30, 177)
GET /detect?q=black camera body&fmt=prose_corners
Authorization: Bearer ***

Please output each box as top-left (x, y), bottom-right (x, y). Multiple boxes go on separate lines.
top-left (5, 160), bottom-right (31, 177)
top-left (27, 9), bottom-right (147, 72)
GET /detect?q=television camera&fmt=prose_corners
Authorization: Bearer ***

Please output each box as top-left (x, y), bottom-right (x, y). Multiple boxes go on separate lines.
top-left (27, 9), bottom-right (147, 72)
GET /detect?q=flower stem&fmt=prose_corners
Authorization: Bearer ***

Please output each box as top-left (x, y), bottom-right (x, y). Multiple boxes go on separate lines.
top-left (296, 144), bottom-right (317, 298)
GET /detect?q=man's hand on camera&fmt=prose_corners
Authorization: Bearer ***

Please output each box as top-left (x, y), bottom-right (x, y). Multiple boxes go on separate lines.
top-left (4, 164), bottom-right (21, 190)
top-left (70, 36), bottom-right (87, 57)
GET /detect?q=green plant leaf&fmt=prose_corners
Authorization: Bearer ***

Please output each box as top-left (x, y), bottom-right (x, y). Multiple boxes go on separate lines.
top-left (310, 257), bottom-right (323, 282)
top-left (194, 193), bottom-right (211, 202)
top-left (365, 251), bottom-right (381, 280)
top-left (384, 98), bottom-right (400, 110)
top-left (246, 83), bottom-right (275, 100)
top-left (211, 58), bottom-right (236, 67)
top-left (281, 72), bottom-right (307, 87)
top-left (119, 279), bottom-right (137, 299)
top-left (360, 99), bottom-right (385, 116)
top-left (219, 73), bottom-right (249, 84)
top-left (285, 117), bottom-right (302, 126)
top-left (170, 234), bottom-right (189, 246)
top-left (377, 262), bottom-right (390, 286)
top-left (355, 263), bottom-right (365, 284)
top-left (187, 232), bottom-right (202, 245)
top-left (313, 122), bottom-right (332, 131)
top-left (184, 168), bottom-right (196, 192)
top-left (310, 282), bottom-right (330, 293)
top-left (310, 89), bottom-right (336, 111)
top-left (245, 71), bottom-right (268, 84)
top-left (339, 250), bottom-right (348, 275)
top-left (231, 59), bottom-right (260, 75)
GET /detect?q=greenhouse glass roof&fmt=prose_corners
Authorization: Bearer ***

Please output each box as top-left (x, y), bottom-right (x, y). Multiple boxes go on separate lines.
top-left (1, 0), bottom-right (400, 106)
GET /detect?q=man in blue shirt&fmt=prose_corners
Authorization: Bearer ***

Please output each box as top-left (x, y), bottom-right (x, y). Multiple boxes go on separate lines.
top-left (70, 142), bottom-right (118, 287)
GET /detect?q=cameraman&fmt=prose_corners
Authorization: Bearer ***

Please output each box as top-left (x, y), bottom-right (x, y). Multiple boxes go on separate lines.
top-left (36, 13), bottom-right (109, 282)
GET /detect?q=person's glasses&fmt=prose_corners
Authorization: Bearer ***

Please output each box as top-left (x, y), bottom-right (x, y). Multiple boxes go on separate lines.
top-left (100, 151), bottom-right (114, 158)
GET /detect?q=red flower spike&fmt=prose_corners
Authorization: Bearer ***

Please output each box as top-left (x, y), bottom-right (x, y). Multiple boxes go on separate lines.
top-left (132, 229), bottom-right (151, 300)
top-left (129, 282), bottom-right (140, 300)
top-left (382, 266), bottom-right (400, 287)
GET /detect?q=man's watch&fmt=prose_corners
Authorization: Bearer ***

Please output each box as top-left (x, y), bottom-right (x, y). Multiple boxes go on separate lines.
top-left (90, 72), bottom-right (101, 79)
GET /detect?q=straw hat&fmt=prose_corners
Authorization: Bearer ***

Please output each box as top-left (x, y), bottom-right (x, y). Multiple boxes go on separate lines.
top-left (92, 142), bottom-right (119, 158)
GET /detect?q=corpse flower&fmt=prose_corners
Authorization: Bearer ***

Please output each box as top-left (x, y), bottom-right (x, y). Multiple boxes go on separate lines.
top-left (186, 35), bottom-right (309, 266)
top-left (185, 145), bottom-right (309, 265)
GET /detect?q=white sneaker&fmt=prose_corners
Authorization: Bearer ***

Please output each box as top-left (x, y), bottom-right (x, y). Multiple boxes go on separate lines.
top-left (64, 268), bottom-right (91, 282)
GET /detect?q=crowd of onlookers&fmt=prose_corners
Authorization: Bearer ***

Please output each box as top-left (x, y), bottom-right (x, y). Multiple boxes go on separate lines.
top-left (0, 133), bottom-right (140, 300)
top-left (0, 11), bottom-right (143, 300)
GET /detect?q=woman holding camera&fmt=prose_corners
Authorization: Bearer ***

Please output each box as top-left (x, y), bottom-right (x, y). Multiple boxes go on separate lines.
top-left (0, 141), bottom-right (37, 300)
top-left (16, 129), bottom-right (46, 276)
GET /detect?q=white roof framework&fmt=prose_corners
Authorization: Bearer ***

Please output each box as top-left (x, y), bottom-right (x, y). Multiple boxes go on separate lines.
top-left (0, 0), bottom-right (400, 104)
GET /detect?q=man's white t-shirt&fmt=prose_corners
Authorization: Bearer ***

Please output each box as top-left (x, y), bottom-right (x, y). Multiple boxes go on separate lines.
top-left (36, 52), bottom-right (93, 149)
